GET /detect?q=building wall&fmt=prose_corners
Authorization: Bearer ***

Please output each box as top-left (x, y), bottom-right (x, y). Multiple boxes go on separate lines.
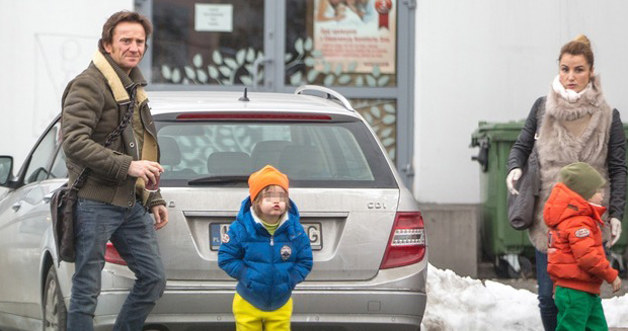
top-left (0, 0), bottom-right (132, 170)
top-left (414, 0), bottom-right (628, 203)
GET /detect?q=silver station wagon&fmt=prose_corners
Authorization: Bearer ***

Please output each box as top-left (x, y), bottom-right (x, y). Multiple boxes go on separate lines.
top-left (0, 86), bottom-right (427, 331)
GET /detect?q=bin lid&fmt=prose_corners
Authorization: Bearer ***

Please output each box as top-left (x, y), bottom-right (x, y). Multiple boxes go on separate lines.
top-left (471, 120), bottom-right (525, 143)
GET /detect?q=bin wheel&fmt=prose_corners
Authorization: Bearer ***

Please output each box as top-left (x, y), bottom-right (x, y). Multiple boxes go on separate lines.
top-left (495, 254), bottom-right (533, 279)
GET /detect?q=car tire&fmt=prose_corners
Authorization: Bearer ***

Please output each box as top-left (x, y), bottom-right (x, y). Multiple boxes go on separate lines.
top-left (42, 266), bottom-right (67, 331)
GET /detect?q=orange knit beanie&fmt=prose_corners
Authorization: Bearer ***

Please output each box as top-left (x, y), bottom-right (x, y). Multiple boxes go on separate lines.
top-left (248, 165), bottom-right (289, 200)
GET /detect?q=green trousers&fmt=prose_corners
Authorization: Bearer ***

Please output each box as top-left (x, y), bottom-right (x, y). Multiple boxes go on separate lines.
top-left (554, 286), bottom-right (608, 331)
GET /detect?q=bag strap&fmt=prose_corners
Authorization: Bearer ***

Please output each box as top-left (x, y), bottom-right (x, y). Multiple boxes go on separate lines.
top-left (70, 86), bottom-right (138, 190)
top-left (534, 98), bottom-right (546, 137)
top-left (529, 98), bottom-right (546, 159)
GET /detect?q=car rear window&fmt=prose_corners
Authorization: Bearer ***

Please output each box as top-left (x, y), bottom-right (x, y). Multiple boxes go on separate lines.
top-left (154, 118), bottom-right (397, 188)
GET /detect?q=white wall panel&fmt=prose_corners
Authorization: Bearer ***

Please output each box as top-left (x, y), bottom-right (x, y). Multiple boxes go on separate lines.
top-left (414, 0), bottom-right (628, 203)
top-left (0, 0), bottom-right (132, 170)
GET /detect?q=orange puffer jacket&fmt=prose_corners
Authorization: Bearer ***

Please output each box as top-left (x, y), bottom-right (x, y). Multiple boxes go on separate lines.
top-left (544, 182), bottom-right (618, 294)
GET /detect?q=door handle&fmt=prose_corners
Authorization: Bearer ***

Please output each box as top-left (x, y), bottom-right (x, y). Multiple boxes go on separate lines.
top-left (11, 201), bottom-right (21, 212)
top-left (252, 57), bottom-right (273, 89)
top-left (43, 192), bottom-right (53, 204)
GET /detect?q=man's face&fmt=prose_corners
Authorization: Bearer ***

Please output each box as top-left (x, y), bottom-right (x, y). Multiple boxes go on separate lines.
top-left (103, 22), bottom-right (146, 73)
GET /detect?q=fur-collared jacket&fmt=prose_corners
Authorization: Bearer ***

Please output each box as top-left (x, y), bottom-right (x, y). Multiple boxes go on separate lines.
top-left (508, 76), bottom-right (627, 252)
top-left (62, 51), bottom-right (165, 209)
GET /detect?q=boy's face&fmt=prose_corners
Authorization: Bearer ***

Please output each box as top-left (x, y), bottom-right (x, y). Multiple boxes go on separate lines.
top-left (588, 189), bottom-right (604, 205)
top-left (256, 185), bottom-right (288, 223)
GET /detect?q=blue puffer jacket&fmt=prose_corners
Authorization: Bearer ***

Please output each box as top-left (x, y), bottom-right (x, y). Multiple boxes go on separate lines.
top-left (218, 197), bottom-right (313, 311)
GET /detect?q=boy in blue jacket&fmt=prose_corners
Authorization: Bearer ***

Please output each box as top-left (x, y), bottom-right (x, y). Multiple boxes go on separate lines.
top-left (218, 165), bottom-right (313, 330)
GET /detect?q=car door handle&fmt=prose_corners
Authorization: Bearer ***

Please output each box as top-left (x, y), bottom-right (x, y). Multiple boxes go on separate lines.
top-left (43, 192), bottom-right (53, 204)
top-left (11, 201), bottom-right (21, 212)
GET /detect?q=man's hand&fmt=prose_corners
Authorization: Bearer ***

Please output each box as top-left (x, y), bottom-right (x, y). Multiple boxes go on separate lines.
top-left (151, 204), bottom-right (168, 230)
top-left (609, 218), bottom-right (622, 247)
top-left (129, 160), bottom-right (164, 185)
top-left (611, 276), bottom-right (622, 293)
top-left (506, 168), bottom-right (522, 195)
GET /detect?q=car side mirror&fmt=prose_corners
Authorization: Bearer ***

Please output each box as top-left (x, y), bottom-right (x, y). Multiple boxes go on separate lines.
top-left (0, 156), bottom-right (14, 186)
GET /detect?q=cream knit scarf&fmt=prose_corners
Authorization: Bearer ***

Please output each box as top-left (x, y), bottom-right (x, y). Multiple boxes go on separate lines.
top-left (551, 75), bottom-right (592, 103)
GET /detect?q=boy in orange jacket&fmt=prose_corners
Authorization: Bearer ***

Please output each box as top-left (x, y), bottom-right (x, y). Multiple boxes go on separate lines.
top-left (544, 162), bottom-right (622, 331)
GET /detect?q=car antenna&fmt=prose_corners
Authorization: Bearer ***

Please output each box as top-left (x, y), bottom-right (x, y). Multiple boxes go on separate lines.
top-left (238, 87), bottom-right (250, 102)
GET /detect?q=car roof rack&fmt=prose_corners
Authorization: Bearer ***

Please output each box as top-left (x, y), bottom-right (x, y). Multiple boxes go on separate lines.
top-left (294, 85), bottom-right (355, 112)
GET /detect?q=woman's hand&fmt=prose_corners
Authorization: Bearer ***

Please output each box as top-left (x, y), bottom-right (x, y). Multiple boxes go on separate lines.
top-left (609, 218), bottom-right (622, 247)
top-left (506, 168), bottom-right (522, 195)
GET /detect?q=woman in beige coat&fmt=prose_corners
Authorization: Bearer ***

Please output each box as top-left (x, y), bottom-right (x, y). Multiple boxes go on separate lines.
top-left (506, 34), bottom-right (626, 331)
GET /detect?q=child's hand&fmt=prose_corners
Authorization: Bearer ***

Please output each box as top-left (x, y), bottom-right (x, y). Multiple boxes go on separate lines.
top-left (611, 276), bottom-right (622, 293)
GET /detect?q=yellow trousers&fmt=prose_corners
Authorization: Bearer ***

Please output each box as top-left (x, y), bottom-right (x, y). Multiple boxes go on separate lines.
top-left (232, 293), bottom-right (293, 331)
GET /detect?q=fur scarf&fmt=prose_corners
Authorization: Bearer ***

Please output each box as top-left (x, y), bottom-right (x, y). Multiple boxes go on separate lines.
top-left (530, 75), bottom-right (613, 252)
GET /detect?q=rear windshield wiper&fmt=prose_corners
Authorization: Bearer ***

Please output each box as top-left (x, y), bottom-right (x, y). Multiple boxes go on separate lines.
top-left (188, 175), bottom-right (249, 185)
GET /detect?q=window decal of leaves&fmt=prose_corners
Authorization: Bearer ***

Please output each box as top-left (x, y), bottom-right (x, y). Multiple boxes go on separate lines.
top-left (351, 99), bottom-right (397, 162)
top-left (173, 125), bottom-right (261, 175)
top-left (286, 37), bottom-right (393, 87)
top-left (160, 48), bottom-right (264, 85)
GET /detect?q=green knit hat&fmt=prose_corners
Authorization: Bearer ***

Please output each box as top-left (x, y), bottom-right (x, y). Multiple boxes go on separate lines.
top-left (559, 162), bottom-right (606, 200)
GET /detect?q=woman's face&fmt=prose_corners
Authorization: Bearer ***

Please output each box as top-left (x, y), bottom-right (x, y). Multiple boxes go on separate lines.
top-left (559, 53), bottom-right (593, 93)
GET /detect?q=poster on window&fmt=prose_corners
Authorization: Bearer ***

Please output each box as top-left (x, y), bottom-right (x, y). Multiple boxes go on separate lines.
top-left (313, 0), bottom-right (396, 74)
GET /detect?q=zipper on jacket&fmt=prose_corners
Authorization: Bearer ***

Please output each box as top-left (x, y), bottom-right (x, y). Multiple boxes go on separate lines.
top-left (268, 235), bottom-right (275, 308)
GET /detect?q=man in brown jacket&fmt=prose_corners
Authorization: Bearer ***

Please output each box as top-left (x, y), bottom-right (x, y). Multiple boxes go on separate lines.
top-left (61, 11), bottom-right (167, 331)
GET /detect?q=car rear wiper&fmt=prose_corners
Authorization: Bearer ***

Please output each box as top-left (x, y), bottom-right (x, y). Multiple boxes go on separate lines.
top-left (188, 175), bottom-right (249, 185)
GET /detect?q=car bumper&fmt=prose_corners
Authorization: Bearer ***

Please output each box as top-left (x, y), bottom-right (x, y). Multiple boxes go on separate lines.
top-left (80, 261), bottom-right (427, 331)
top-left (91, 288), bottom-right (425, 331)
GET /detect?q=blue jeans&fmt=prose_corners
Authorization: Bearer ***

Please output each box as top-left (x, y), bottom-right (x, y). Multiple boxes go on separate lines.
top-left (67, 198), bottom-right (166, 331)
top-left (536, 249), bottom-right (558, 331)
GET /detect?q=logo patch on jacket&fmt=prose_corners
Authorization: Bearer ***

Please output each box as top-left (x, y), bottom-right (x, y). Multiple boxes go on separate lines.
top-left (280, 245), bottom-right (292, 261)
top-left (574, 228), bottom-right (590, 238)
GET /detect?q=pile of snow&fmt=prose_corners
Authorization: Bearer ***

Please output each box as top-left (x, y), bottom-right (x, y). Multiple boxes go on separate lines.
top-left (421, 264), bottom-right (628, 331)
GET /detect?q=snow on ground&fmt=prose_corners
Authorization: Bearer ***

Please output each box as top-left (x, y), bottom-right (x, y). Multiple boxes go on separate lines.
top-left (421, 264), bottom-right (628, 331)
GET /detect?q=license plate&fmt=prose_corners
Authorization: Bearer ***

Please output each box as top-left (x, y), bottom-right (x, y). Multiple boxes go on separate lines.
top-left (210, 222), bottom-right (322, 251)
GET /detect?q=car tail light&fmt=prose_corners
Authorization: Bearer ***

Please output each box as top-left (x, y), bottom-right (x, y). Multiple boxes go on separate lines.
top-left (380, 212), bottom-right (426, 269)
top-left (105, 242), bottom-right (127, 265)
top-left (176, 113), bottom-right (332, 121)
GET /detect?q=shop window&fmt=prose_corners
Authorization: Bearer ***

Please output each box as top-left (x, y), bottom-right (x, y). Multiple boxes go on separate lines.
top-left (152, 0), bottom-right (264, 85)
top-left (286, 1), bottom-right (397, 87)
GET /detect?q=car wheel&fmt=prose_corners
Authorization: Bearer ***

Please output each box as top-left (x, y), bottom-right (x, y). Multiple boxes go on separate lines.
top-left (42, 266), bottom-right (67, 331)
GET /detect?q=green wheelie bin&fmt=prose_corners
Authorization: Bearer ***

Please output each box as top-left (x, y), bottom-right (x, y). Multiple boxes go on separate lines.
top-left (471, 120), bottom-right (534, 278)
